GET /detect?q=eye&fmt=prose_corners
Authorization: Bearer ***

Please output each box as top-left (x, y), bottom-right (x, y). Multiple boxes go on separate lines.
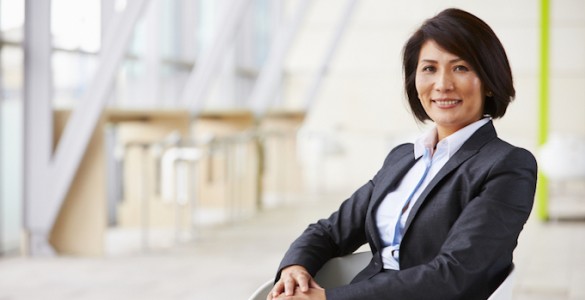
top-left (454, 65), bottom-right (470, 72)
top-left (421, 65), bottom-right (436, 72)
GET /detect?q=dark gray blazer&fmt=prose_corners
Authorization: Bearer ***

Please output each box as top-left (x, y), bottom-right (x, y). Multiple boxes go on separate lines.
top-left (277, 121), bottom-right (537, 300)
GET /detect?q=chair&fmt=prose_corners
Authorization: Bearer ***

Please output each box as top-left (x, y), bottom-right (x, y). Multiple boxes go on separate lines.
top-left (248, 251), bottom-right (372, 300)
top-left (248, 252), bottom-right (515, 300)
top-left (487, 264), bottom-right (516, 300)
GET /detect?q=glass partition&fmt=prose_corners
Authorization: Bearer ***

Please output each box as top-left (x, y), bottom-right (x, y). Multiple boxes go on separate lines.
top-left (0, 0), bottom-right (24, 255)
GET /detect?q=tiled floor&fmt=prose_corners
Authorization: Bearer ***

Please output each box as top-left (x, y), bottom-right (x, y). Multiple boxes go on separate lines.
top-left (0, 192), bottom-right (584, 300)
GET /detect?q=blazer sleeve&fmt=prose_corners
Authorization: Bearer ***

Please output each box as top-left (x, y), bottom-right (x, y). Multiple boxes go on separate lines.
top-left (275, 145), bottom-right (409, 280)
top-left (325, 147), bottom-right (537, 300)
top-left (276, 180), bottom-right (372, 278)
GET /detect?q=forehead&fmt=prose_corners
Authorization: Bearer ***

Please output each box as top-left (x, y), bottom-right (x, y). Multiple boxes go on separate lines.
top-left (418, 40), bottom-right (461, 61)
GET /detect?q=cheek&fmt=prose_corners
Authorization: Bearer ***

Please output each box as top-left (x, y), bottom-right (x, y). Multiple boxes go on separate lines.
top-left (415, 77), bottom-right (425, 98)
top-left (470, 77), bottom-right (483, 95)
top-left (415, 80), bottom-right (432, 102)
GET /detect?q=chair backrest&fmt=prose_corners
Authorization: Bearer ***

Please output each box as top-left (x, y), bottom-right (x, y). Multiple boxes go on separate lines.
top-left (313, 251), bottom-right (372, 289)
top-left (248, 251), bottom-right (371, 300)
top-left (248, 279), bottom-right (274, 300)
top-left (487, 264), bottom-right (515, 300)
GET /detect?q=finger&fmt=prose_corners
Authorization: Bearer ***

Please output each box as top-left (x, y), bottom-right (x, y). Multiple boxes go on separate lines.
top-left (296, 273), bottom-right (310, 292)
top-left (266, 289), bottom-right (275, 300)
top-left (284, 277), bottom-right (297, 296)
top-left (269, 282), bottom-right (284, 299)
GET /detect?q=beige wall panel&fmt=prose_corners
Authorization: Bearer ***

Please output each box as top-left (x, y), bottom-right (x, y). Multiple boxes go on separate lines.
top-left (50, 111), bottom-right (107, 256)
top-left (260, 112), bottom-right (305, 206)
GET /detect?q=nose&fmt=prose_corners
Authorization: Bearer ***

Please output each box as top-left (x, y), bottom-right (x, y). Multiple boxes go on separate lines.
top-left (435, 70), bottom-right (454, 92)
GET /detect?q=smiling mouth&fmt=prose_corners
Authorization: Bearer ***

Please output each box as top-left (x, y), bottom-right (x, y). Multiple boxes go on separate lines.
top-left (433, 99), bottom-right (461, 107)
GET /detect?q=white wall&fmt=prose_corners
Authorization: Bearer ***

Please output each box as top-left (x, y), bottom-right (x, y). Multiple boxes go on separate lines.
top-left (284, 0), bottom-right (585, 193)
top-left (549, 0), bottom-right (585, 135)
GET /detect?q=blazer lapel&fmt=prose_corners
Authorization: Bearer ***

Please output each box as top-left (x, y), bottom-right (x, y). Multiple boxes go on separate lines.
top-left (402, 121), bottom-right (498, 235)
top-left (367, 145), bottom-right (417, 250)
top-left (371, 147), bottom-right (417, 204)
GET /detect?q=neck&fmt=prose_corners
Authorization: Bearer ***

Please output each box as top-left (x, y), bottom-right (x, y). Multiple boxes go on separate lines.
top-left (437, 127), bottom-right (455, 141)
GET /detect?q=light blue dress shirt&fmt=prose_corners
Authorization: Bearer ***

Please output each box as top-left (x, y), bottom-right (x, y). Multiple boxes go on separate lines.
top-left (376, 118), bottom-right (490, 270)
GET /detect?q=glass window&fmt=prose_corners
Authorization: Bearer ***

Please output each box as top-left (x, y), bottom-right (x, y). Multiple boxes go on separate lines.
top-left (51, 0), bottom-right (101, 52)
top-left (1, 0), bottom-right (25, 255)
top-left (50, 0), bottom-right (101, 108)
top-left (52, 51), bottom-right (99, 108)
top-left (0, 0), bottom-right (24, 42)
top-left (233, 0), bottom-right (278, 108)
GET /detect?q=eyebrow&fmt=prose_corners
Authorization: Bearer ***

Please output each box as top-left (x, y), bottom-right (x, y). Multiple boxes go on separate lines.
top-left (419, 58), bottom-right (464, 64)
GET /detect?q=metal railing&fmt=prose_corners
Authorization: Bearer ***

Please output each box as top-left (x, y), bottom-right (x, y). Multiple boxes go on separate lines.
top-left (114, 127), bottom-right (298, 252)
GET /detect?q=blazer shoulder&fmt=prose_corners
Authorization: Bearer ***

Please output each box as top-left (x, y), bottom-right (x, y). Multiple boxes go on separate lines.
top-left (469, 122), bottom-right (536, 166)
top-left (382, 143), bottom-right (414, 165)
top-left (485, 137), bottom-right (535, 157)
top-left (481, 138), bottom-right (538, 170)
top-left (388, 142), bottom-right (413, 157)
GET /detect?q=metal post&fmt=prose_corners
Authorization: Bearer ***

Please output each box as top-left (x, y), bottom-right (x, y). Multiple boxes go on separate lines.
top-left (144, 0), bottom-right (161, 107)
top-left (101, 0), bottom-right (117, 107)
top-left (140, 144), bottom-right (149, 251)
top-left (303, 0), bottom-right (359, 110)
top-left (189, 159), bottom-right (198, 241)
top-left (23, 0), bottom-right (54, 256)
top-left (179, 0), bottom-right (199, 64)
top-left (105, 125), bottom-right (118, 226)
top-left (225, 143), bottom-right (233, 222)
top-left (248, 0), bottom-right (312, 117)
top-left (174, 159), bottom-right (184, 243)
top-left (0, 1), bottom-right (4, 252)
top-left (537, 0), bottom-right (550, 221)
top-left (0, 48), bottom-right (3, 256)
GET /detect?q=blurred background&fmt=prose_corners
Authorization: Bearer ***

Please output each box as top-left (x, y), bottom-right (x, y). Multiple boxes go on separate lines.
top-left (0, 0), bottom-right (584, 299)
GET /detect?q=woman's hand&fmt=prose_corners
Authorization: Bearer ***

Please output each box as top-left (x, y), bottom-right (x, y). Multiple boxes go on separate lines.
top-left (272, 287), bottom-right (326, 300)
top-left (267, 265), bottom-right (324, 300)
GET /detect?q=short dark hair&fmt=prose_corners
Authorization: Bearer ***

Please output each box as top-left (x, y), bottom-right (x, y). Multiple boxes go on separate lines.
top-left (403, 8), bottom-right (515, 122)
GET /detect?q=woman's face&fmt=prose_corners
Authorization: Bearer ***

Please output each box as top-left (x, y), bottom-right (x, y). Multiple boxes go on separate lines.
top-left (415, 40), bottom-right (485, 140)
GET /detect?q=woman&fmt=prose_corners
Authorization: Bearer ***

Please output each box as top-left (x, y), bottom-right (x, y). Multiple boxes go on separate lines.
top-left (269, 8), bottom-right (537, 300)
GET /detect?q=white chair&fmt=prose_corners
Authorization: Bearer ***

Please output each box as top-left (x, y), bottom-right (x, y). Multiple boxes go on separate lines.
top-left (248, 252), bottom-right (515, 300)
top-left (248, 280), bottom-right (274, 300)
top-left (487, 264), bottom-right (516, 300)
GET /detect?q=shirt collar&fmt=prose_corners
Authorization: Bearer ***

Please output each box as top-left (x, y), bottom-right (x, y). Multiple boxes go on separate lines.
top-left (414, 117), bottom-right (491, 159)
